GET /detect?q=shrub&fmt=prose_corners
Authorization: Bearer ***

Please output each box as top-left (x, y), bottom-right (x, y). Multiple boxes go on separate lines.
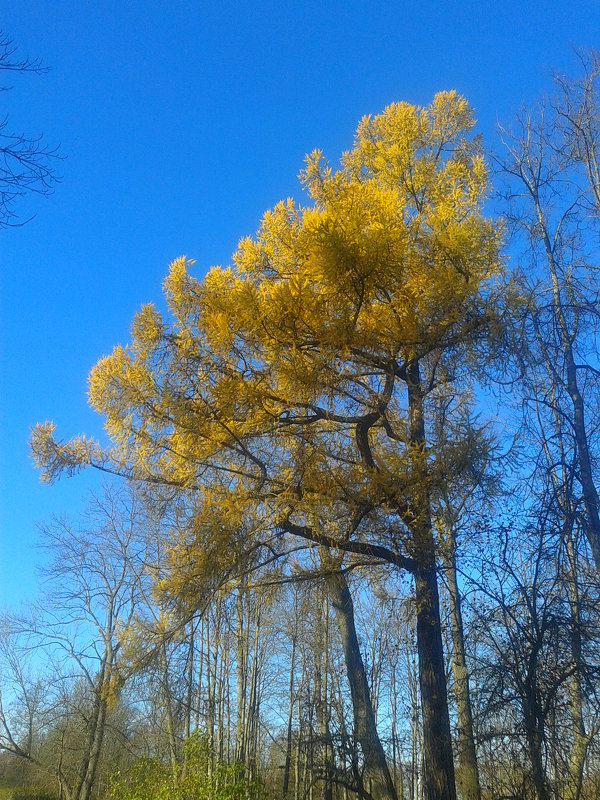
top-left (110, 733), bottom-right (264, 800)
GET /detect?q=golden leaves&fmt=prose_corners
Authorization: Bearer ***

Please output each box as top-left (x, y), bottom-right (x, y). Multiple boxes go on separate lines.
top-left (131, 303), bottom-right (164, 357)
top-left (30, 421), bottom-right (105, 483)
top-left (31, 92), bottom-right (504, 567)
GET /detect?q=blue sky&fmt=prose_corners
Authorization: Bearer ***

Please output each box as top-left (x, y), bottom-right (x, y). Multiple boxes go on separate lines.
top-left (2, 0), bottom-right (599, 607)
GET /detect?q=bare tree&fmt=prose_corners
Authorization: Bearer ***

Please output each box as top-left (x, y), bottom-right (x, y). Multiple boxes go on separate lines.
top-left (0, 30), bottom-right (60, 227)
top-left (497, 68), bottom-right (600, 578)
top-left (0, 484), bottom-right (144, 800)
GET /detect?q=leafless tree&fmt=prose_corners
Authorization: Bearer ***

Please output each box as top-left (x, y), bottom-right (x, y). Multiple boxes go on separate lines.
top-left (0, 30), bottom-right (60, 227)
top-left (0, 484), bottom-right (144, 800)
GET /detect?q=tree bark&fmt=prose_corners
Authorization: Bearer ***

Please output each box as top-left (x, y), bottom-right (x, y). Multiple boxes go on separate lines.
top-left (523, 691), bottom-right (550, 800)
top-left (283, 627), bottom-right (297, 796)
top-left (441, 540), bottom-right (481, 800)
top-left (407, 361), bottom-right (457, 800)
top-left (315, 589), bottom-right (333, 800)
top-left (564, 534), bottom-right (589, 800)
top-left (184, 621), bottom-right (194, 741)
top-left (236, 580), bottom-right (248, 767)
top-left (407, 643), bottom-right (419, 800)
top-left (159, 638), bottom-right (178, 776)
top-left (324, 557), bottom-right (397, 800)
top-left (413, 566), bottom-right (456, 800)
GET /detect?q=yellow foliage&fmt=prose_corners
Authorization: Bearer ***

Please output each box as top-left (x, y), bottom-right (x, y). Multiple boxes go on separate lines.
top-left (32, 92), bottom-right (505, 585)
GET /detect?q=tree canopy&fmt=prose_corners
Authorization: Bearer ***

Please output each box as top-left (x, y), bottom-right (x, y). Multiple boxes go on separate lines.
top-left (31, 91), bottom-right (507, 800)
top-left (32, 91), bottom-right (502, 547)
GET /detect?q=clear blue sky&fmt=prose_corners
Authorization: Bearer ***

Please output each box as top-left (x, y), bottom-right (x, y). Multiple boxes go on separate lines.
top-left (1, 0), bottom-right (599, 607)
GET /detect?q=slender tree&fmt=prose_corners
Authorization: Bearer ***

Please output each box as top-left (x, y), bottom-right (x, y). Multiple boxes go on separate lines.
top-left (0, 485), bottom-right (143, 800)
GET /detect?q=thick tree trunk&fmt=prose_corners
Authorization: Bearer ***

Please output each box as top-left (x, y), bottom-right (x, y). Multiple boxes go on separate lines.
top-left (442, 541), bottom-right (481, 800)
top-left (324, 559), bottom-right (397, 800)
top-left (524, 697), bottom-right (550, 800)
top-left (74, 659), bottom-right (111, 800)
top-left (77, 699), bottom-right (107, 800)
top-left (413, 565), bottom-right (457, 800)
top-left (407, 361), bottom-right (457, 800)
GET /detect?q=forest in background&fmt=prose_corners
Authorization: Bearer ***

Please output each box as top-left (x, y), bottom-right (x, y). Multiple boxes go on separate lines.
top-left (3, 49), bottom-right (600, 800)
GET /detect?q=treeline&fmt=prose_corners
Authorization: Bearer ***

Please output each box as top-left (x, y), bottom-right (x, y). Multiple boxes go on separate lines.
top-left (2, 485), bottom-right (600, 800)
top-left (3, 53), bottom-right (600, 800)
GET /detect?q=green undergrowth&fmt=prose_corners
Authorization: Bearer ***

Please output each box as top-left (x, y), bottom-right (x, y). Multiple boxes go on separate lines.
top-left (110, 733), bottom-right (264, 800)
top-left (1, 788), bottom-right (56, 800)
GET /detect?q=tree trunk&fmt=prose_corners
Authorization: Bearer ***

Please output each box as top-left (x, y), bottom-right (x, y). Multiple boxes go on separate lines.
top-left (236, 581), bottom-right (248, 766)
top-left (74, 646), bottom-right (113, 800)
top-left (295, 689), bottom-right (302, 800)
top-left (524, 696), bottom-right (550, 800)
top-left (246, 605), bottom-right (261, 779)
top-left (407, 361), bottom-right (457, 800)
top-left (184, 621), bottom-right (194, 741)
top-left (283, 628), bottom-right (297, 796)
top-left (441, 540), bottom-right (481, 800)
top-left (406, 640), bottom-right (419, 800)
top-left (413, 566), bottom-right (456, 800)
top-left (390, 657), bottom-right (404, 800)
top-left (315, 587), bottom-right (333, 800)
top-left (324, 558), bottom-right (397, 800)
top-left (564, 534), bottom-right (589, 800)
top-left (160, 638), bottom-right (178, 776)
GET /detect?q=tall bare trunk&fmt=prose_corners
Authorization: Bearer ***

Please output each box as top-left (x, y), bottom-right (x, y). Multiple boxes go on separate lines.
top-left (324, 558), bottom-right (397, 800)
top-left (74, 656), bottom-right (111, 800)
top-left (406, 639), bottom-right (419, 800)
top-left (524, 695), bottom-right (550, 800)
top-left (283, 627), bottom-right (297, 796)
top-left (184, 621), bottom-right (194, 740)
top-left (390, 657), bottom-right (404, 800)
top-left (441, 541), bottom-right (481, 800)
top-left (236, 581), bottom-right (248, 766)
top-left (564, 534), bottom-right (589, 800)
top-left (407, 361), bottom-right (456, 800)
top-left (246, 605), bottom-right (261, 779)
top-left (295, 689), bottom-right (302, 800)
top-left (159, 639), bottom-right (178, 776)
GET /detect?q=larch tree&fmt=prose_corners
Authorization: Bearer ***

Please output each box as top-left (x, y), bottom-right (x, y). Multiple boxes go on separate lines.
top-left (32, 92), bottom-right (505, 800)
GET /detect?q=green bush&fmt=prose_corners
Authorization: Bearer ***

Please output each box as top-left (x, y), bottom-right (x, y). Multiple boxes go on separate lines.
top-left (110, 733), bottom-right (264, 800)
